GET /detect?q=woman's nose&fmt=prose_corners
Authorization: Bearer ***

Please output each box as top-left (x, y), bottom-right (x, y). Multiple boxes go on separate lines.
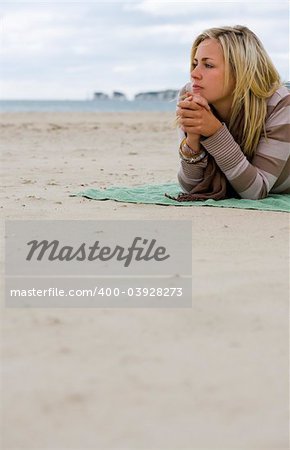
top-left (191, 67), bottom-right (202, 79)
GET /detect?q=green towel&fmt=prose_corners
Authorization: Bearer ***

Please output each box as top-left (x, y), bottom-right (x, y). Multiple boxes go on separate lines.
top-left (73, 183), bottom-right (290, 212)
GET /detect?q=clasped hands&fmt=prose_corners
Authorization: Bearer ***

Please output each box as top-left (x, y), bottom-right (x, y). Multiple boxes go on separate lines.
top-left (176, 92), bottom-right (222, 138)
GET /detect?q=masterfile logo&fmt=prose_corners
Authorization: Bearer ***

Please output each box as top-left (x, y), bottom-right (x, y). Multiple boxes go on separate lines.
top-left (5, 220), bottom-right (192, 308)
top-left (25, 236), bottom-right (170, 267)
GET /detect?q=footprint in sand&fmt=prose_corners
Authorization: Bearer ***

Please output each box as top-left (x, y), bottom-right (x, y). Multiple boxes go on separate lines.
top-left (21, 179), bottom-right (36, 184)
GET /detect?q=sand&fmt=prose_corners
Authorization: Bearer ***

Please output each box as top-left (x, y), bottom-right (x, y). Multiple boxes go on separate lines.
top-left (1, 112), bottom-right (289, 449)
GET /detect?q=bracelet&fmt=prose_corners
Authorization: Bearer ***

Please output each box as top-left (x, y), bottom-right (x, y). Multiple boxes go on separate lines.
top-left (179, 138), bottom-right (207, 164)
top-left (180, 137), bottom-right (203, 156)
top-left (179, 147), bottom-right (207, 163)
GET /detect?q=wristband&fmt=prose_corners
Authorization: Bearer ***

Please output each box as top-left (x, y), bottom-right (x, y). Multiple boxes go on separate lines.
top-left (179, 138), bottom-right (207, 164)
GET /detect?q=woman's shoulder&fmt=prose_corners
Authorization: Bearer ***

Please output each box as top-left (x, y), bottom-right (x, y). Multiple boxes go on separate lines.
top-left (267, 84), bottom-right (290, 107)
top-left (266, 84), bottom-right (290, 120)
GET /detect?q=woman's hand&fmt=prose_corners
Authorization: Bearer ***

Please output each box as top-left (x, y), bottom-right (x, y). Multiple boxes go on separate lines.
top-left (177, 94), bottom-right (223, 137)
top-left (177, 92), bottom-right (201, 150)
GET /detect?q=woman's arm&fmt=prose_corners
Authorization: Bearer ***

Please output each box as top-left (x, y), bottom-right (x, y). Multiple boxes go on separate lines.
top-left (176, 85), bottom-right (209, 193)
top-left (177, 132), bottom-right (209, 193)
top-left (201, 94), bottom-right (290, 199)
top-left (178, 90), bottom-right (290, 199)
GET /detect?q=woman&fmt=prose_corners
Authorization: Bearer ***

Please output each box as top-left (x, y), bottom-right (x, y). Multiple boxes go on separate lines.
top-left (175, 25), bottom-right (290, 200)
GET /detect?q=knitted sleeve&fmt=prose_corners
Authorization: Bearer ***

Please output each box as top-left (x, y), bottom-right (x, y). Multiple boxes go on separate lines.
top-left (201, 93), bottom-right (290, 199)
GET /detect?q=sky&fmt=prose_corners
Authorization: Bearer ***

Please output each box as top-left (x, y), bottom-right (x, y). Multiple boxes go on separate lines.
top-left (0, 0), bottom-right (289, 100)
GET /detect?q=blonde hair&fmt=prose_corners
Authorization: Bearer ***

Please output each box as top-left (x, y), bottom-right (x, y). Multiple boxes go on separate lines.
top-left (191, 25), bottom-right (282, 157)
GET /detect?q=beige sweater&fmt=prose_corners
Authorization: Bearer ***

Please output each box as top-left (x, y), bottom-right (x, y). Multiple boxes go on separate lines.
top-left (178, 85), bottom-right (290, 199)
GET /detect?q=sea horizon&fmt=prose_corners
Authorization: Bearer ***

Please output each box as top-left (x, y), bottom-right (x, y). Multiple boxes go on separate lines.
top-left (0, 98), bottom-right (177, 113)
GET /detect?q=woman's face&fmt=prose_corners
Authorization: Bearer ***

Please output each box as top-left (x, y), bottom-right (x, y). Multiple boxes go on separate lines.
top-left (191, 38), bottom-right (235, 107)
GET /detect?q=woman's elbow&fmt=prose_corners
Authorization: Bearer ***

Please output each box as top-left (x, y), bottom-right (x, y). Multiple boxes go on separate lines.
top-left (177, 171), bottom-right (191, 193)
top-left (238, 186), bottom-right (268, 200)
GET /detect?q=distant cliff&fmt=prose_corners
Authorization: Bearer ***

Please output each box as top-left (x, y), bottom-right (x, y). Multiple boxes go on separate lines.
top-left (93, 91), bottom-right (127, 100)
top-left (134, 89), bottom-right (178, 101)
top-left (93, 89), bottom-right (179, 101)
top-left (93, 92), bottom-right (109, 100)
top-left (112, 91), bottom-right (127, 100)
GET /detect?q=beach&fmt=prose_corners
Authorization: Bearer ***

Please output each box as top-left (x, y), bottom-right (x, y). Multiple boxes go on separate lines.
top-left (1, 112), bottom-right (289, 449)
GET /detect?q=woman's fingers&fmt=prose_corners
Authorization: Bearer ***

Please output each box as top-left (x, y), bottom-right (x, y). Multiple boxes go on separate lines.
top-left (178, 99), bottom-right (200, 110)
top-left (179, 118), bottom-right (202, 128)
top-left (191, 94), bottom-right (211, 111)
top-left (177, 108), bottom-right (201, 119)
top-left (178, 94), bottom-right (211, 111)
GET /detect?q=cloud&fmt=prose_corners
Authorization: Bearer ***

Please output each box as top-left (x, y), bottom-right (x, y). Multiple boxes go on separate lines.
top-left (124, 0), bottom-right (288, 17)
top-left (0, 1), bottom-right (288, 99)
top-left (113, 65), bottom-right (139, 74)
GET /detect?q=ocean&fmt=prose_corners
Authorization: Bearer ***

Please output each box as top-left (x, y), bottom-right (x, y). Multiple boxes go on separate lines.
top-left (0, 99), bottom-right (177, 113)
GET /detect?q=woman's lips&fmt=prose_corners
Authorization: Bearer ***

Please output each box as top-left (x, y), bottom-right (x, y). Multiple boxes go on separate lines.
top-left (192, 85), bottom-right (203, 91)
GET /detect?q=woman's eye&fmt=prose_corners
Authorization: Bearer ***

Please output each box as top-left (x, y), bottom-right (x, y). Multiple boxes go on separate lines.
top-left (192, 63), bottom-right (213, 69)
